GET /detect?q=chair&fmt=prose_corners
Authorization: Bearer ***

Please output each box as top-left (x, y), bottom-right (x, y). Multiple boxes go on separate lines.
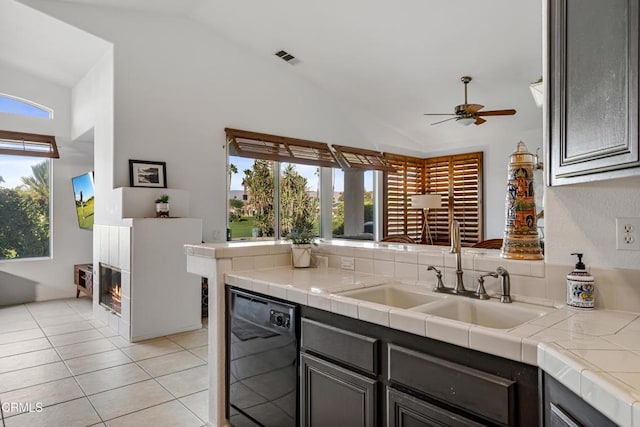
top-left (472, 239), bottom-right (503, 249)
top-left (381, 235), bottom-right (417, 244)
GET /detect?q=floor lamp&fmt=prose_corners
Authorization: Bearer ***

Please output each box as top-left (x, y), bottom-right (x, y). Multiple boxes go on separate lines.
top-left (410, 194), bottom-right (442, 245)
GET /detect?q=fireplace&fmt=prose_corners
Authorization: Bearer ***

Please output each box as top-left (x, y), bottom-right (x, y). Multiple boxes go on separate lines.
top-left (99, 263), bottom-right (122, 314)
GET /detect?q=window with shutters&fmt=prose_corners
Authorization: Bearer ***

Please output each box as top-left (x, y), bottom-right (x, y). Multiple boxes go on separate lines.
top-left (384, 152), bottom-right (483, 246)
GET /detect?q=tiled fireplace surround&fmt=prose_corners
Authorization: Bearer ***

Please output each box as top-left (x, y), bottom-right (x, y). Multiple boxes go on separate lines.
top-left (93, 225), bottom-right (132, 342)
top-left (199, 241), bottom-right (640, 312)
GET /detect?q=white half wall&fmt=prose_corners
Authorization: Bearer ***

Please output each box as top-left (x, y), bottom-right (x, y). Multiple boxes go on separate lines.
top-left (0, 62), bottom-right (93, 302)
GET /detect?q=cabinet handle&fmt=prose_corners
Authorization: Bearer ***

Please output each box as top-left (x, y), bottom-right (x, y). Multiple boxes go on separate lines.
top-left (550, 402), bottom-right (581, 427)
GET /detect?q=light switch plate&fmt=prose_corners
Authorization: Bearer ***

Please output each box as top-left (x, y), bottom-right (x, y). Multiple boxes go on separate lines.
top-left (340, 257), bottom-right (355, 270)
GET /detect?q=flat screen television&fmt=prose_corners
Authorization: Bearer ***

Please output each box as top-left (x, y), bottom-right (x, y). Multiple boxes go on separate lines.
top-left (72, 172), bottom-right (95, 230)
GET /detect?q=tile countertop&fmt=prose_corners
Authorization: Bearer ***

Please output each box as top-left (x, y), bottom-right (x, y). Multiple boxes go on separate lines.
top-left (223, 265), bottom-right (640, 427)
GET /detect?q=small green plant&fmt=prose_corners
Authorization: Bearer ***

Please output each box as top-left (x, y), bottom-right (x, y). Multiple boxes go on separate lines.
top-left (285, 228), bottom-right (316, 245)
top-left (155, 194), bottom-right (169, 203)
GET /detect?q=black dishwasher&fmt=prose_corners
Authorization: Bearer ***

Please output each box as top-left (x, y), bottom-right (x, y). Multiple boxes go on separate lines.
top-left (226, 287), bottom-right (298, 427)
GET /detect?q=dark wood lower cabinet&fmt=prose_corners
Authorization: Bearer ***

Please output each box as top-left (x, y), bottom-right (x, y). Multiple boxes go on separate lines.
top-left (543, 373), bottom-right (616, 426)
top-left (387, 388), bottom-right (484, 427)
top-left (300, 352), bottom-right (376, 426)
top-left (299, 306), bottom-right (540, 426)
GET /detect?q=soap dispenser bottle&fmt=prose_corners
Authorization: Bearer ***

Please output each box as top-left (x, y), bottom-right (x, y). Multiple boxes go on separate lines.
top-left (566, 253), bottom-right (595, 308)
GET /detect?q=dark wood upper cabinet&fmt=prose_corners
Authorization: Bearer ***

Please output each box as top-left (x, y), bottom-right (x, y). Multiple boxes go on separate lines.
top-left (548, 0), bottom-right (640, 185)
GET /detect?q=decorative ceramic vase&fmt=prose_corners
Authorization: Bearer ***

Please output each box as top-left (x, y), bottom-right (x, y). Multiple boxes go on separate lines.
top-left (501, 141), bottom-right (543, 260)
top-left (155, 203), bottom-right (170, 218)
top-left (291, 244), bottom-right (312, 268)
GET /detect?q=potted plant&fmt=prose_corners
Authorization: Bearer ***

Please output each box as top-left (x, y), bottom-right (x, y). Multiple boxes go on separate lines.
top-left (286, 228), bottom-right (316, 268)
top-left (155, 194), bottom-right (170, 218)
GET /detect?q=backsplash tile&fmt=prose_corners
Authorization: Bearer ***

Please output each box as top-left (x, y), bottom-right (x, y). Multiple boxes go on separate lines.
top-left (394, 251), bottom-right (418, 264)
top-left (374, 260), bottom-right (395, 277)
top-left (418, 251), bottom-right (444, 267)
top-left (394, 262), bottom-right (418, 280)
top-left (214, 240), bottom-right (640, 311)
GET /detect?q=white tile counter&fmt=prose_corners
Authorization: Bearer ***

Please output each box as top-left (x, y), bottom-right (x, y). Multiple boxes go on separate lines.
top-left (185, 240), bottom-right (640, 427)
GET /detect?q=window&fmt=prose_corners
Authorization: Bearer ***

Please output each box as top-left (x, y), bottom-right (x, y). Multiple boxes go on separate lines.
top-left (332, 168), bottom-right (375, 239)
top-left (384, 152), bottom-right (483, 246)
top-left (0, 95), bottom-right (55, 261)
top-left (226, 129), bottom-right (387, 242)
top-left (228, 156), bottom-right (275, 240)
top-left (0, 94), bottom-right (52, 119)
top-left (0, 155), bottom-right (51, 260)
top-left (228, 156), bottom-right (321, 240)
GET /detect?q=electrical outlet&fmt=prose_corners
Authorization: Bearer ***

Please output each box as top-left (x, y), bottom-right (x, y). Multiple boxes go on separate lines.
top-left (340, 257), bottom-right (355, 270)
top-left (616, 218), bottom-right (640, 251)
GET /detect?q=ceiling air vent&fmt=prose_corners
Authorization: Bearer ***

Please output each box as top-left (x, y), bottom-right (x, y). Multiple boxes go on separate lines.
top-left (275, 50), bottom-right (300, 65)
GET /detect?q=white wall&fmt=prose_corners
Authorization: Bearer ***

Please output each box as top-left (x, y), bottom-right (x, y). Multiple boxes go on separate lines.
top-left (71, 48), bottom-right (115, 225)
top-left (0, 62), bottom-right (94, 301)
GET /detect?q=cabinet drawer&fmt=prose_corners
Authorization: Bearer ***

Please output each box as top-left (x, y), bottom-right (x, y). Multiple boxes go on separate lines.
top-left (388, 344), bottom-right (515, 426)
top-left (301, 318), bottom-right (378, 374)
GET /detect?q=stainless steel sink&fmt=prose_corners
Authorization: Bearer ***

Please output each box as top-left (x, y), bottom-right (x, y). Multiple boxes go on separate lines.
top-left (337, 284), bottom-right (446, 309)
top-left (412, 298), bottom-right (554, 329)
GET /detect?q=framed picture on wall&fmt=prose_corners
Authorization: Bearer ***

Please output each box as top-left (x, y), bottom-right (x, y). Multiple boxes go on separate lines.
top-left (129, 160), bottom-right (167, 188)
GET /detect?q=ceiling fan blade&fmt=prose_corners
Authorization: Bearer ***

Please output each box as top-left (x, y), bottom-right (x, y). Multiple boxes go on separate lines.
top-left (474, 116), bottom-right (487, 125)
top-left (464, 104), bottom-right (484, 114)
top-left (430, 117), bottom-right (459, 126)
top-left (476, 109), bottom-right (517, 116)
top-left (424, 113), bottom-right (456, 116)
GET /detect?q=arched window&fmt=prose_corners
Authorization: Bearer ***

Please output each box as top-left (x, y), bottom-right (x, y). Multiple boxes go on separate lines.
top-left (0, 94), bottom-right (53, 119)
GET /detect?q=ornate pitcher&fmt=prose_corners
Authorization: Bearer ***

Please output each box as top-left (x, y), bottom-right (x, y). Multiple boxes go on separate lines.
top-left (501, 141), bottom-right (543, 260)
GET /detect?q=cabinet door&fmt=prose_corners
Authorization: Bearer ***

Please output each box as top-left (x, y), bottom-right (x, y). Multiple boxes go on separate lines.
top-left (387, 388), bottom-right (484, 427)
top-left (544, 373), bottom-right (616, 426)
top-left (300, 353), bottom-right (376, 427)
top-left (549, 0), bottom-right (640, 185)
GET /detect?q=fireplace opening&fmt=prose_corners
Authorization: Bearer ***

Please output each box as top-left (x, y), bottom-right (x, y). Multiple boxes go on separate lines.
top-left (99, 263), bottom-right (122, 314)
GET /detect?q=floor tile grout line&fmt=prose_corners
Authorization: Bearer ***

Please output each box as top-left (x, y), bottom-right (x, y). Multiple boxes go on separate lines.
top-left (2, 395), bottom-right (91, 420)
top-left (0, 359), bottom-right (64, 377)
top-left (0, 370), bottom-right (75, 395)
top-left (134, 357), bottom-right (207, 383)
top-left (50, 336), bottom-right (115, 350)
top-left (96, 398), bottom-right (195, 424)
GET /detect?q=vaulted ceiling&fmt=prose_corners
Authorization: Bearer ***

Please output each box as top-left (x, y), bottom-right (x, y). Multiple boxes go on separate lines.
top-left (5, 0), bottom-right (542, 150)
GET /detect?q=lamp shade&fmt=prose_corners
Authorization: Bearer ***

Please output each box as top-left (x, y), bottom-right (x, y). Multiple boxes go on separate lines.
top-left (529, 82), bottom-right (543, 108)
top-left (410, 194), bottom-right (442, 209)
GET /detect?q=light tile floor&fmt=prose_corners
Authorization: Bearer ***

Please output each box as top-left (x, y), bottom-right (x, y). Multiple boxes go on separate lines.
top-left (0, 297), bottom-right (208, 427)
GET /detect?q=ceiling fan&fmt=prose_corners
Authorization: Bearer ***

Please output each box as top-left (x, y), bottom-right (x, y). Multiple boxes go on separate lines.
top-left (424, 76), bottom-right (516, 126)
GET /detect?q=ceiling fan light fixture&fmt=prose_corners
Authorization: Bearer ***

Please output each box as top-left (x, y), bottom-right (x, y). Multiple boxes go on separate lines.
top-left (457, 117), bottom-right (476, 126)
